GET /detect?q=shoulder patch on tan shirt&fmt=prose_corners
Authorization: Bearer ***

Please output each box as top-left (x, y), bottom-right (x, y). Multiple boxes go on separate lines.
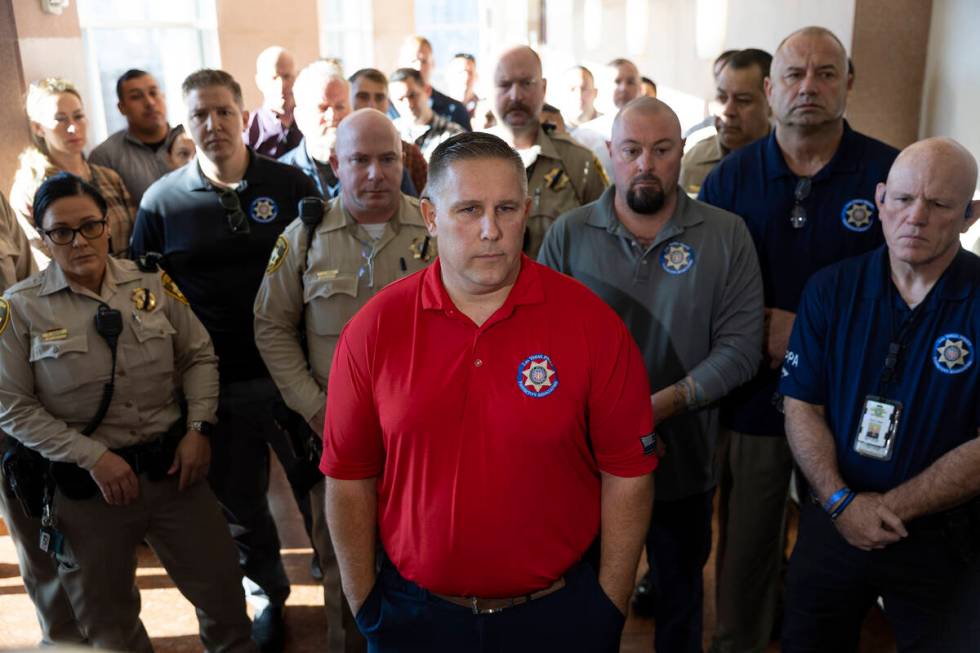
top-left (161, 271), bottom-right (189, 305)
top-left (266, 235), bottom-right (289, 275)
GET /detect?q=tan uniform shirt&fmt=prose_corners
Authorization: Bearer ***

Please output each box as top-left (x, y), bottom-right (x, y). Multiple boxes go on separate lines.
top-left (254, 194), bottom-right (435, 422)
top-left (0, 257), bottom-right (218, 470)
top-left (680, 134), bottom-right (725, 197)
top-left (0, 191), bottom-right (36, 293)
top-left (487, 125), bottom-right (609, 258)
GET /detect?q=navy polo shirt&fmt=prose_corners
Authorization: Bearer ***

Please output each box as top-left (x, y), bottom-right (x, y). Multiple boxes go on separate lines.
top-left (699, 121), bottom-right (898, 436)
top-left (278, 137), bottom-right (418, 199)
top-left (781, 246), bottom-right (980, 492)
top-left (132, 149), bottom-right (318, 383)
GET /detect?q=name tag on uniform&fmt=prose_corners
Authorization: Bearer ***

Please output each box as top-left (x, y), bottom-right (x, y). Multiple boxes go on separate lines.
top-left (854, 396), bottom-right (902, 461)
top-left (317, 269), bottom-right (340, 280)
top-left (41, 328), bottom-right (68, 342)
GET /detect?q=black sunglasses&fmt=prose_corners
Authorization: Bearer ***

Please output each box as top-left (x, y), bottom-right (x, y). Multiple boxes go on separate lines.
top-left (789, 177), bottom-right (812, 229)
top-left (217, 188), bottom-right (250, 234)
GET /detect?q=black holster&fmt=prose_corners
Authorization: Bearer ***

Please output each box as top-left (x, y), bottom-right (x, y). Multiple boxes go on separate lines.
top-left (1, 439), bottom-right (50, 519)
top-left (51, 419), bottom-right (186, 501)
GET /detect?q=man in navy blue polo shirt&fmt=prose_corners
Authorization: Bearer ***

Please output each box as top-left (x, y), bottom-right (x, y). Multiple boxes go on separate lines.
top-left (132, 69), bottom-right (318, 653)
top-left (699, 26), bottom-right (899, 652)
top-left (780, 137), bottom-right (980, 651)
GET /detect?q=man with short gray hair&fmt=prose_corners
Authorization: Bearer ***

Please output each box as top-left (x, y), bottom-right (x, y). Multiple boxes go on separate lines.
top-left (540, 96), bottom-right (763, 653)
top-left (699, 27), bottom-right (898, 653)
top-left (279, 61), bottom-right (352, 197)
top-left (322, 131), bottom-right (657, 651)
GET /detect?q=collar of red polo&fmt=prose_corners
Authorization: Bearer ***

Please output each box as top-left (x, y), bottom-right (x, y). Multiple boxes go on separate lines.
top-left (421, 254), bottom-right (546, 322)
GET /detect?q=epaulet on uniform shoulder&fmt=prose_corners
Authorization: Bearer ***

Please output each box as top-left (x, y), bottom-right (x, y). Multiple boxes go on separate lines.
top-left (548, 131), bottom-right (594, 157)
top-left (159, 270), bottom-right (190, 305)
top-left (283, 217), bottom-right (305, 236)
top-left (3, 273), bottom-right (43, 297)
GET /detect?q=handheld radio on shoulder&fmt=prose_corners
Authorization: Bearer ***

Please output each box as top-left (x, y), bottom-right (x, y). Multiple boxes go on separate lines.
top-left (299, 197), bottom-right (324, 253)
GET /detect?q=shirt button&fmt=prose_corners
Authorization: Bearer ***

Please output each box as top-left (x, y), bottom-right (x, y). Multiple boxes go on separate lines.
top-left (118, 370), bottom-right (126, 377)
top-left (125, 401), bottom-right (134, 408)
top-left (474, 359), bottom-right (483, 367)
top-left (129, 430), bottom-right (137, 435)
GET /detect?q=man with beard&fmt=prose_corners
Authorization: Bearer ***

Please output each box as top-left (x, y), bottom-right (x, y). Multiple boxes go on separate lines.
top-left (246, 46), bottom-right (302, 158)
top-left (539, 97), bottom-right (764, 653)
top-left (90, 69), bottom-right (187, 205)
top-left (486, 45), bottom-right (607, 257)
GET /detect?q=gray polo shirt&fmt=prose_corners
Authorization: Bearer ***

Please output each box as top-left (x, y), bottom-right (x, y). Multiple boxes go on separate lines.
top-left (89, 125), bottom-right (184, 205)
top-left (539, 187), bottom-right (764, 500)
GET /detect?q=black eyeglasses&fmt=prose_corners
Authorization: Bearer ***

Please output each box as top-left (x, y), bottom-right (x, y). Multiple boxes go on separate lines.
top-left (43, 219), bottom-right (108, 246)
top-left (217, 188), bottom-right (249, 234)
top-left (790, 177), bottom-right (812, 229)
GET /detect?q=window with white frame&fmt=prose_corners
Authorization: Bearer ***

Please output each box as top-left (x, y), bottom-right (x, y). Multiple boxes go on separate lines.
top-left (77, 0), bottom-right (220, 143)
top-left (414, 0), bottom-right (482, 90)
top-left (318, 0), bottom-right (374, 74)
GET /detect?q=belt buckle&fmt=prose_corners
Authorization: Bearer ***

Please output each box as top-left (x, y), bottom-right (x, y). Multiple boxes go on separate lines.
top-left (470, 597), bottom-right (505, 615)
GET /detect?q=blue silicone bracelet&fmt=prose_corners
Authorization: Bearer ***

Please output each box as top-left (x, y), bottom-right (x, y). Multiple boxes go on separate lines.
top-left (823, 487), bottom-right (850, 513)
top-left (830, 490), bottom-right (857, 520)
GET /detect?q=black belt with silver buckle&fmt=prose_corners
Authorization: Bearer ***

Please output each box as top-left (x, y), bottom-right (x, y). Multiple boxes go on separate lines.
top-left (433, 577), bottom-right (567, 615)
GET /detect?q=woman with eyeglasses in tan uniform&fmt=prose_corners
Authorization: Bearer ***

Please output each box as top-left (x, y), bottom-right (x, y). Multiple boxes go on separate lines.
top-left (0, 173), bottom-right (256, 653)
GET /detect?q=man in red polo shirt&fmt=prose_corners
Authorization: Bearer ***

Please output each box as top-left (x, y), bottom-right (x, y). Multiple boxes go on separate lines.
top-left (321, 131), bottom-right (657, 652)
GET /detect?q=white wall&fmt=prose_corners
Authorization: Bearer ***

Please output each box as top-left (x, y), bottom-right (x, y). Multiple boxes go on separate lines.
top-left (919, 0), bottom-right (980, 250)
top-left (537, 0), bottom-right (857, 131)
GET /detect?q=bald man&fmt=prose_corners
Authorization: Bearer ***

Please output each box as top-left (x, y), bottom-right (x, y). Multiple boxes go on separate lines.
top-left (540, 97), bottom-right (764, 653)
top-left (698, 28), bottom-right (900, 653)
top-left (780, 137), bottom-right (980, 651)
top-left (254, 109), bottom-right (434, 653)
top-left (487, 45), bottom-right (607, 257)
top-left (247, 46), bottom-right (302, 157)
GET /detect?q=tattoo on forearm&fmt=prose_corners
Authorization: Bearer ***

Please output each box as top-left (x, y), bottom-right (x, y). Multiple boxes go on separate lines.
top-left (671, 377), bottom-right (709, 414)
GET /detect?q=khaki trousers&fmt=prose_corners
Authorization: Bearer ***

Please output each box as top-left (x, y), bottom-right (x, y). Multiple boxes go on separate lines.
top-left (711, 430), bottom-right (794, 653)
top-left (54, 474), bottom-right (256, 653)
top-left (310, 478), bottom-right (365, 653)
top-left (0, 476), bottom-right (85, 644)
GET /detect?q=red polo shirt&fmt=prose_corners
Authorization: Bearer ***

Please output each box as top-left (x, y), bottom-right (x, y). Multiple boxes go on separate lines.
top-left (321, 256), bottom-right (657, 597)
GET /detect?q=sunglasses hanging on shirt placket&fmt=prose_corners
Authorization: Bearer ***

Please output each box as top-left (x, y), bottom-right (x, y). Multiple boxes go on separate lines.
top-left (790, 176), bottom-right (812, 229)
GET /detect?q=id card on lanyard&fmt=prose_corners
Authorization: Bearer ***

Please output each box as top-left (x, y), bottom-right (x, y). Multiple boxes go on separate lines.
top-left (854, 396), bottom-right (902, 460)
top-left (853, 281), bottom-right (930, 462)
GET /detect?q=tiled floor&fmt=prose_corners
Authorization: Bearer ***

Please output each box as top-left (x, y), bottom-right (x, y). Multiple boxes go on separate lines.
top-left (0, 456), bottom-right (896, 652)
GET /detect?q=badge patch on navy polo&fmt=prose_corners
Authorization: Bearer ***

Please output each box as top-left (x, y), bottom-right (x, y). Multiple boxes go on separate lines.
top-left (933, 333), bottom-right (973, 374)
top-left (250, 197), bottom-right (279, 223)
top-left (517, 354), bottom-right (558, 398)
top-left (841, 199), bottom-right (876, 232)
top-left (661, 242), bottom-right (695, 274)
